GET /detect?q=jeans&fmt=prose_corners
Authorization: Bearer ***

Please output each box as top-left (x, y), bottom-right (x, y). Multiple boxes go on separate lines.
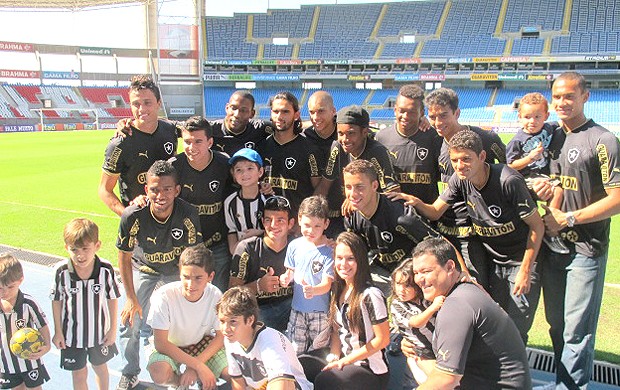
top-left (259, 297), bottom-right (293, 333)
top-left (119, 270), bottom-right (179, 376)
top-left (489, 262), bottom-right (541, 344)
top-left (209, 241), bottom-right (231, 293)
top-left (541, 248), bottom-right (608, 389)
top-left (447, 236), bottom-right (490, 290)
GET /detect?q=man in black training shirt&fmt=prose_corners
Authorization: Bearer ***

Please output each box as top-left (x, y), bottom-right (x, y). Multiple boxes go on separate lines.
top-left (228, 195), bottom-right (295, 333)
top-left (169, 116), bottom-right (232, 292)
top-left (375, 84), bottom-right (442, 204)
top-left (411, 238), bottom-right (530, 390)
top-left (319, 105), bottom-right (400, 235)
top-left (303, 91), bottom-right (340, 236)
top-left (405, 130), bottom-right (544, 342)
top-left (533, 72), bottom-right (620, 389)
top-left (343, 159), bottom-right (442, 294)
top-left (424, 87), bottom-right (506, 289)
top-left (100, 75), bottom-right (177, 216)
top-left (210, 90), bottom-right (272, 156)
top-left (257, 91), bottom-right (321, 215)
top-left (115, 160), bottom-right (202, 390)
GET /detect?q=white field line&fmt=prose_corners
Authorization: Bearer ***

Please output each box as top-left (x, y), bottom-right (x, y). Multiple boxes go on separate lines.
top-left (0, 200), bottom-right (117, 219)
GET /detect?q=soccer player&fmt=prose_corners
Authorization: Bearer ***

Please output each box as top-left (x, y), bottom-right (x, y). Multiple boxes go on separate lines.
top-left (319, 105), bottom-right (400, 236)
top-left (343, 159), bottom-right (442, 294)
top-left (534, 72), bottom-right (620, 389)
top-left (228, 195), bottom-right (295, 333)
top-left (424, 87), bottom-right (507, 289)
top-left (170, 116), bottom-right (232, 292)
top-left (51, 218), bottom-right (120, 390)
top-left (304, 91), bottom-right (338, 169)
top-left (210, 90), bottom-right (272, 156)
top-left (99, 75), bottom-right (178, 216)
top-left (217, 287), bottom-right (312, 390)
top-left (257, 91), bottom-right (321, 215)
top-left (375, 84), bottom-right (442, 204)
top-left (0, 254), bottom-right (51, 390)
top-left (410, 238), bottom-right (531, 389)
top-left (402, 129), bottom-right (544, 342)
top-left (115, 160), bottom-right (202, 390)
top-left (146, 245), bottom-right (229, 389)
top-left (303, 91), bottom-right (340, 237)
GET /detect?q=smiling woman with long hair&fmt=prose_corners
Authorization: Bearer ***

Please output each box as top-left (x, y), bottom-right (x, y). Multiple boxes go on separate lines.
top-left (313, 232), bottom-right (390, 390)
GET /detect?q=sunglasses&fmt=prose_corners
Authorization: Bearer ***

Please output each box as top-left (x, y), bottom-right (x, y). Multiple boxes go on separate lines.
top-left (265, 195), bottom-right (291, 209)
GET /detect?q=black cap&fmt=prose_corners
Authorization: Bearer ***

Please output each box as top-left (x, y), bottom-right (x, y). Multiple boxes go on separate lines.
top-left (336, 105), bottom-right (370, 128)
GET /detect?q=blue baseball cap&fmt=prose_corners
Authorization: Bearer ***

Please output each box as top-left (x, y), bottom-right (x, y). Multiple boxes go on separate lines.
top-left (229, 148), bottom-right (263, 167)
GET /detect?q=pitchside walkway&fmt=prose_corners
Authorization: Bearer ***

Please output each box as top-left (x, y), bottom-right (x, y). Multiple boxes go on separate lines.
top-left (4, 247), bottom-right (617, 389)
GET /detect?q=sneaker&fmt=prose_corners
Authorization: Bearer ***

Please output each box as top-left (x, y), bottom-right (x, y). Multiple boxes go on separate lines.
top-left (543, 235), bottom-right (570, 254)
top-left (116, 374), bottom-right (139, 390)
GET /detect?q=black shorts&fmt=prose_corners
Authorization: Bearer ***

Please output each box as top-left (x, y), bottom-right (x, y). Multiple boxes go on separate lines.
top-left (0, 365), bottom-right (50, 389)
top-left (60, 343), bottom-right (118, 371)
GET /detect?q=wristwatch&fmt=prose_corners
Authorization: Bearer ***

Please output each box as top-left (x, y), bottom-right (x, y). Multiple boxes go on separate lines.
top-left (566, 211), bottom-right (576, 228)
top-left (326, 353), bottom-right (339, 363)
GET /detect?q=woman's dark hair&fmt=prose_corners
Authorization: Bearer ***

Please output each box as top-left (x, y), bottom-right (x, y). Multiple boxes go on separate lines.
top-left (329, 231), bottom-right (372, 334)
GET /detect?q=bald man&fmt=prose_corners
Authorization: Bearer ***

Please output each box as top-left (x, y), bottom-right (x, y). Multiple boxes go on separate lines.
top-left (303, 91), bottom-right (341, 237)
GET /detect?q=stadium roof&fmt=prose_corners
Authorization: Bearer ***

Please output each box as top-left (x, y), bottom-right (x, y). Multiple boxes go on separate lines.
top-left (0, 0), bottom-right (147, 10)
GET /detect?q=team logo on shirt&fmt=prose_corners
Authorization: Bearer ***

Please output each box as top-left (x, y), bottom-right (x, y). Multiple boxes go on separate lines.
top-left (183, 184), bottom-right (194, 192)
top-left (245, 141), bottom-right (255, 149)
top-left (15, 319), bottom-right (26, 329)
top-left (146, 236), bottom-right (157, 245)
top-left (171, 228), bottom-right (184, 240)
top-left (285, 157), bottom-right (296, 169)
top-left (164, 142), bottom-right (174, 155)
top-left (416, 147), bottom-right (429, 161)
top-left (565, 230), bottom-right (579, 243)
top-left (232, 354), bottom-right (268, 381)
top-left (28, 370), bottom-right (39, 381)
top-left (381, 231), bottom-right (394, 243)
top-left (101, 345), bottom-right (109, 356)
top-left (488, 205), bottom-right (502, 218)
top-left (92, 284), bottom-right (102, 294)
top-left (209, 180), bottom-right (220, 193)
top-left (138, 151), bottom-right (149, 159)
top-left (312, 259), bottom-right (324, 274)
top-left (567, 148), bottom-right (580, 164)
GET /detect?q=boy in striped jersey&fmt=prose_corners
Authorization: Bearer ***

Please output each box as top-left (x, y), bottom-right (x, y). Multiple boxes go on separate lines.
top-left (51, 218), bottom-right (121, 390)
top-left (0, 254), bottom-right (51, 389)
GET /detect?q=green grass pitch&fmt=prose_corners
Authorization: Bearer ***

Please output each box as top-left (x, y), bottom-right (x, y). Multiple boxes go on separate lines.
top-left (0, 129), bottom-right (618, 364)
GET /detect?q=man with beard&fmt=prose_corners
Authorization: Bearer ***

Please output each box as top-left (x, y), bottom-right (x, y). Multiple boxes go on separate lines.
top-left (257, 91), bottom-right (321, 215)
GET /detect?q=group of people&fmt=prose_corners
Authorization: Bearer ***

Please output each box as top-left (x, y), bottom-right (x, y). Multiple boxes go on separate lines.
top-left (0, 70), bottom-right (618, 390)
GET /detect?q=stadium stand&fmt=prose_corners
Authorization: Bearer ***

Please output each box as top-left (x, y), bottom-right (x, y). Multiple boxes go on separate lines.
top-left (552, 0), bottom-right (620, 54)
top-left (206, 15), bottom-right (258, 60)
top-left (252, 7), bottom-right (314, 38)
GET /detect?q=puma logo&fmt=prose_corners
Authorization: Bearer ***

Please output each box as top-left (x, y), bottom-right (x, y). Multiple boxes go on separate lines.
top-left (146, 236), bottom-right (157, 245)
top-left (437, 349), bottom-right (450, 361)
top-left (138, 151), bottom-right (148, 159)
top-left (388, 150), bottom-right (398, 159)
top-left (216, 144), bottom-right (225, 151)
top-left (518, 200), bottom-right (530, 208)
top-left (183, 184), bottom-right (194, 192)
